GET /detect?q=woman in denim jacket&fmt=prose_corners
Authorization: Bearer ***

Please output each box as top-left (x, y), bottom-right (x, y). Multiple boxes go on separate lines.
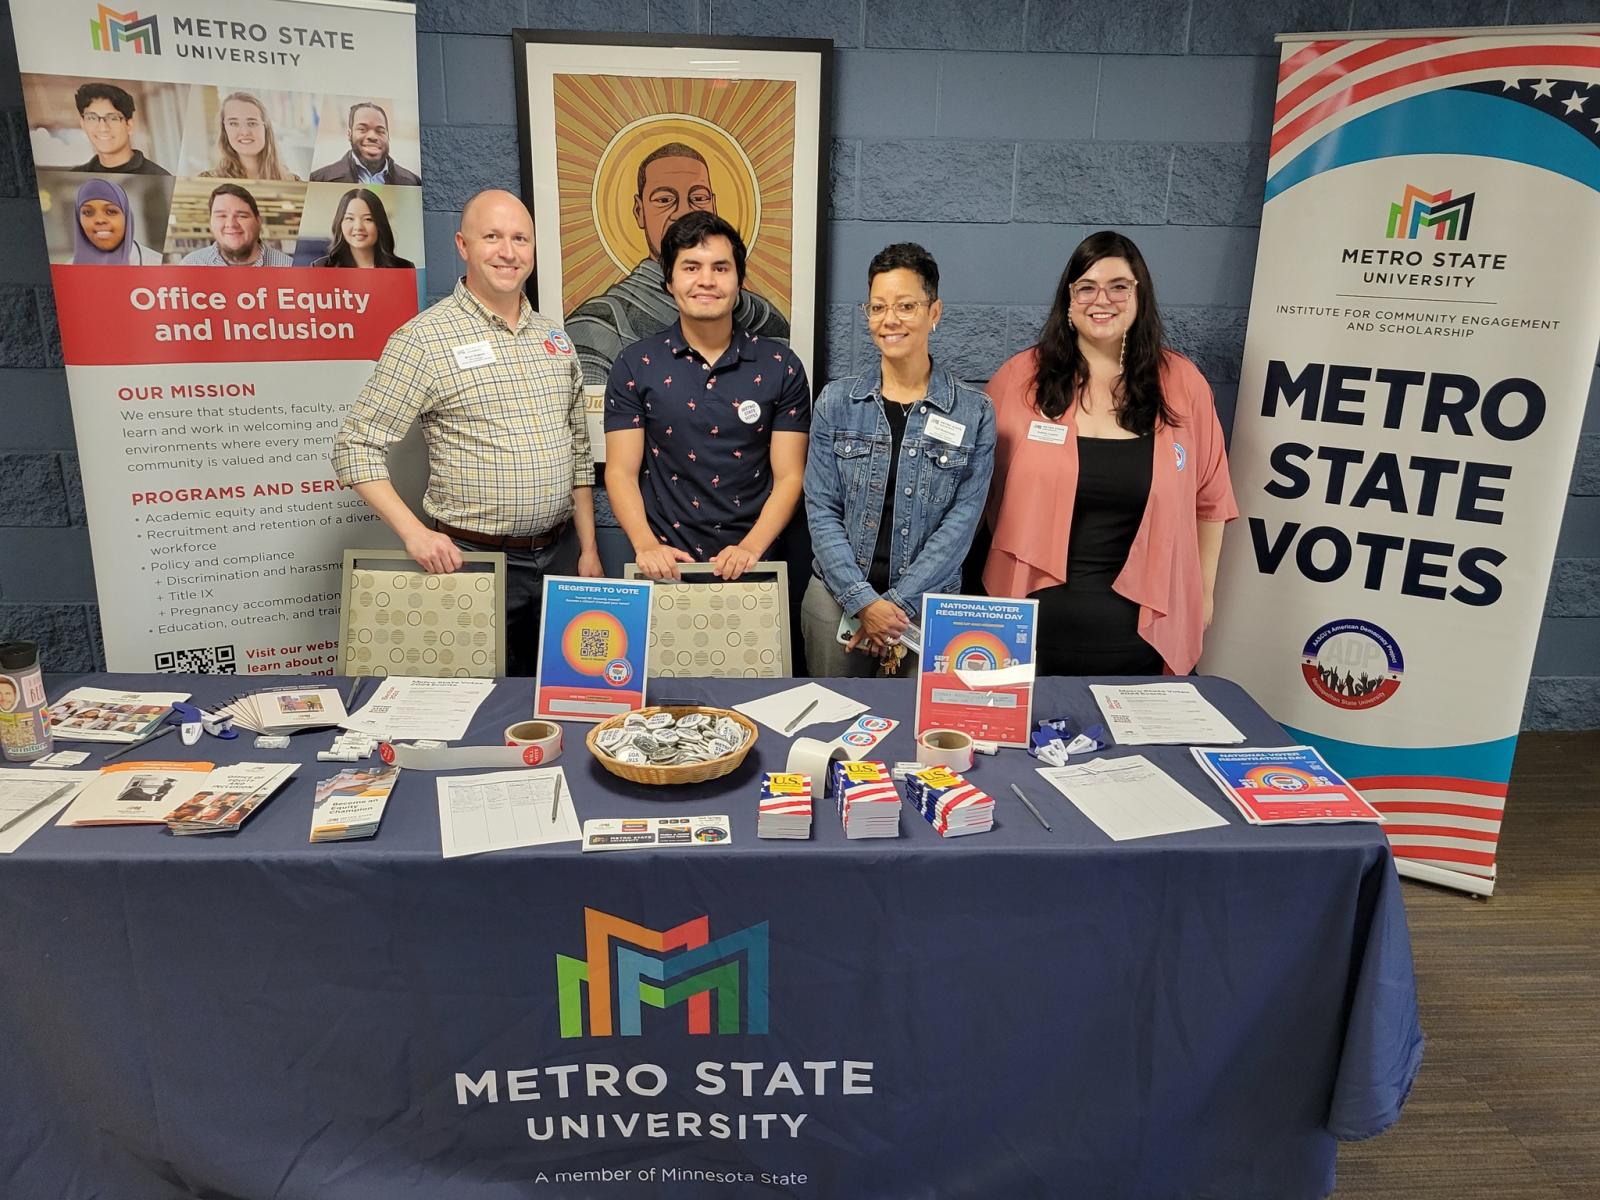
top-left (802, 243), bottom-right (996, 676)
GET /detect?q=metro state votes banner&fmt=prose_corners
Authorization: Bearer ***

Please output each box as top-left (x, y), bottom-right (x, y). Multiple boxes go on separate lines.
top-left (8, 0), bottom-right (425, 674)
top-left (1202, 28), bottom-right (1600, 893)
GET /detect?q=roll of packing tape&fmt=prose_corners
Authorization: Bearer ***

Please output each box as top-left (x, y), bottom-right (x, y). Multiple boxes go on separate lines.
top-left (787, 737), bottom-right (849, 798)
top-left (916, 728), bottom-right (976, 772)
top-left (504, 719), bottom-right (564, 765)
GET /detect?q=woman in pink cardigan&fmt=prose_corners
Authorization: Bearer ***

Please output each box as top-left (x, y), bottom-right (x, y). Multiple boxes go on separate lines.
top-left (983, 231), bottom-right (1238, 676)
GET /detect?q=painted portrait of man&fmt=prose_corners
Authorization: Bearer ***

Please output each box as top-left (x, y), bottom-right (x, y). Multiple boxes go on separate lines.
top-left (565, 138), bottom-right (789, 386)
top-left (547, 74), bottom-right (801, 388)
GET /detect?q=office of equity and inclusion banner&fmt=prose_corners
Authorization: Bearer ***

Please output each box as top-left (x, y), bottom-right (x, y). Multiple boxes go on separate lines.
top-left (1203, 26), bottom-right (1600, 895)
top-left (8, 0), bottom-right (425, 674)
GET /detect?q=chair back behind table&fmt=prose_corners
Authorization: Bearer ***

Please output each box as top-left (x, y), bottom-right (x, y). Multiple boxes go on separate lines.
top-left (624, 560), bottom-right (791, 678)
top-left (337, 548), bottom-right (507, 678)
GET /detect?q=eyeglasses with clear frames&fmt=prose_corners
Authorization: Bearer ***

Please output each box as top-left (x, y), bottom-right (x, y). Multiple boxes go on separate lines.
top-left (860, 299), bottom-right (932, 322)
top-left (82, 112), bottom-right (128, 127)
top-left (1071, 279), bottom-right (1136, 307)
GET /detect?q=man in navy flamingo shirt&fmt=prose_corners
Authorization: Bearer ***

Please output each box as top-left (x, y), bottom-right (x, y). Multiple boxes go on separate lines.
top-left (603, 211), bottom-right (811, 580)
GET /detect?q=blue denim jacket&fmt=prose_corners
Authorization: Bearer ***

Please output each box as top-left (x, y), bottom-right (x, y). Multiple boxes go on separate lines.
top-left (805, 360), bottom-right (996, 620)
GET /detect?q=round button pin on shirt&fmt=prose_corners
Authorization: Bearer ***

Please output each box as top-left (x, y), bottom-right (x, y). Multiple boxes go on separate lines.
top-left (737, 400), bottom-right (761, 424)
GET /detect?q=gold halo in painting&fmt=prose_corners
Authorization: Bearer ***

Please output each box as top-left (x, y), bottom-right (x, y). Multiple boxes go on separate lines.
top-left (592, 114), bottom-right (761, 274)
top-left (553, 73), bottom-right (796, 320)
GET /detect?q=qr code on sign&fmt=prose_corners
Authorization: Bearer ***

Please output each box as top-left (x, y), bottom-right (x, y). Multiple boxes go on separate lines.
top-left (154, 645), bottom-right (238, 674)
top-left (580, 627), bottom-right (611, 658)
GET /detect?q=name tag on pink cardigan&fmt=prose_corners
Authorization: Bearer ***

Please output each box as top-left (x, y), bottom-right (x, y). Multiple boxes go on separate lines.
top-left (1027, 419), bottom-right (1067, 444)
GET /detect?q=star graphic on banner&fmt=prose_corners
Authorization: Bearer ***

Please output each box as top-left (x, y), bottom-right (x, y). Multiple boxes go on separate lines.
top-left (1500, 75), bottom-right (1522, 91)
top-left (1457, 77), bottom-right (1600, 149)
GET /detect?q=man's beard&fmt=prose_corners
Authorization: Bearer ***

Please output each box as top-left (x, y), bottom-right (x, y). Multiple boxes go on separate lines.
top-left (220, 239), bottom-right (260, 265)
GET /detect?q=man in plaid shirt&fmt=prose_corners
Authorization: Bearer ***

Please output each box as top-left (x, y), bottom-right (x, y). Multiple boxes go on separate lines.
top-left (333, 189), bottom-right (601, 674)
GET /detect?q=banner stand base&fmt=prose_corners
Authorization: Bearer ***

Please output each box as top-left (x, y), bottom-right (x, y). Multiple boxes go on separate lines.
top-left (1397, 858), bottom-right (1496, 898)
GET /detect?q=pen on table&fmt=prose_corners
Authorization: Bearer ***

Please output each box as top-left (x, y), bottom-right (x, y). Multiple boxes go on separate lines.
top-left (103, 724), bottom-right (175, 763)
top-left (784, 699), bottom-right (819, 734)
top-left (550, 774), bottom-right (563, 823)
top-left (0, 782), bottom-right (78, 834)
top-left (1010, 782), bottom-right (1052, 832)
top-left (345, 677), bottom-right (364, 712)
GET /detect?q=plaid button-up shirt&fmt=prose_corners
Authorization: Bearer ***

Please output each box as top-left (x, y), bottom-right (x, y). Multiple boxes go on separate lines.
top-left (334, 280), bottom-right (590, 537)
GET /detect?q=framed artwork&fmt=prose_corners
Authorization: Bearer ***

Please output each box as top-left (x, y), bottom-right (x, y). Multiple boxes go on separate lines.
top-left (514, 30), bottom-right (832, 463)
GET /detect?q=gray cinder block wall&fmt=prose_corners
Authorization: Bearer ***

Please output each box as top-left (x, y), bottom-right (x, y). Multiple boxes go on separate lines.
top-left (1, 0), bottom-right (1596, 726)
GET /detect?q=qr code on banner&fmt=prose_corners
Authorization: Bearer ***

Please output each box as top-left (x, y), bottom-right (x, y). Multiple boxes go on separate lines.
top-left (154, 645), bottom-right (238, 674)
top-left (580, 627), bottom-right (612, 658)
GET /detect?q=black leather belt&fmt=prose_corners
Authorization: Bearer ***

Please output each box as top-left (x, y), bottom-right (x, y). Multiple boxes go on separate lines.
top-left (431, 518), bottom-right (566, 551)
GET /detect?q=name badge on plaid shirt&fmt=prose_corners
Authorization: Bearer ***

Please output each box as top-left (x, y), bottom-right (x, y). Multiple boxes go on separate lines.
top-left (451, 341), bottom-right (496, 369)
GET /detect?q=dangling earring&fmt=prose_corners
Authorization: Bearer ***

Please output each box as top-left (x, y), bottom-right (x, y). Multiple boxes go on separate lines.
top-left (931, 323), bottom-right (938, 332)
top-left (1118, 331), bottom-right (1126, 370)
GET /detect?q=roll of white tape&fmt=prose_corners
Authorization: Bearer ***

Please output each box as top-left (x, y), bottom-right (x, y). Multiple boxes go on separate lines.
top-left (504, 720), bottom-right (564, 765)
top-left (787, 737), bottom-right (849, 797)
top-left (916, 728), bottom-right (975, 772)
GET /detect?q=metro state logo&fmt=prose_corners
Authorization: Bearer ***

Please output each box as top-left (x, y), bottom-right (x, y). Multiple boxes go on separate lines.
top-left (90, 4), bottom-right (160, 53)
top-left (555, 908), bottom-right (769, 1038)
top-left (1300, 618), bottom-right (1404, 711)
top-left (1387, 184), bottom-right (1474, 240)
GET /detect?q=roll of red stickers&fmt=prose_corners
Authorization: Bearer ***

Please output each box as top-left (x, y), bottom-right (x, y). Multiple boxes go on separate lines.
top-left (505, 720), bottom-right (563, 764)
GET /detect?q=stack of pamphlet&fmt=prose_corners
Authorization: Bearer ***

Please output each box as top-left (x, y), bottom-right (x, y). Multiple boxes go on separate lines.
top-left (215, 687), bottom-right (348, 735)
top-left (757, 772), bottom-right (812, 839)
top-left (310, 765), bottom-right (399, 842)
top-left (47, 687), bottom-right (188, 743)
top-left (163, 762), bottom-right (297, 835)
top-left (1191, 745), bottom-right (1384, 825)
top-left (830, 759), bottom-right (900, 839)
top-left (904, 766), bottom-right (995, 837)
top-left (57, 760), bottom-right (213, 826)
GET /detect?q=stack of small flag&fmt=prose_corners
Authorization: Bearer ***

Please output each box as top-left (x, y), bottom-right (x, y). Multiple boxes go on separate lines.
top-left (905, 766), bottom-right (995, 837)
top-left (830, 759), bottom-right (900, 839)
top-left (757, 772), bottom-right (813, 839)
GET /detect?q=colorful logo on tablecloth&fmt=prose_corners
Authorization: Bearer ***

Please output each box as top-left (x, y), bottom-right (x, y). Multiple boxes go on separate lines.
top-left (1301, 618), bottom-right (1403, 710)
top-left (1387, 184), bottom-right (1474, 239)
top-left (937, 630), bottom-right (1011, 673)
top-left (561, 610), bottom-right (629, 676)
top-left (90, 4), bottom-right (161, 53)
top-left (555, 908), bottom-right (769, 1038)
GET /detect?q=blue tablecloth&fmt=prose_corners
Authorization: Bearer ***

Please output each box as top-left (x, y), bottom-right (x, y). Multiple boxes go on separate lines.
top-left (0, 674), bottom-right (1421, 1200)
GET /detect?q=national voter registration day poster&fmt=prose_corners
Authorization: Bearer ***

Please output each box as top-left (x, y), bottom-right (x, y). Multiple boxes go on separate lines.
top-left (915, 594), bottom-right (1037, 747)
top-left (8, 0), bottom-right (425, 674)
top-left (534, 579), bottom-right (653, 722)
top-left (1203, 28), bottom-right (1600, 893)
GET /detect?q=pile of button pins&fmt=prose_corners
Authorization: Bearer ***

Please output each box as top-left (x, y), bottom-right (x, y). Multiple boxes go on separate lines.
top-left (593, 710), bottom-right (750, 768)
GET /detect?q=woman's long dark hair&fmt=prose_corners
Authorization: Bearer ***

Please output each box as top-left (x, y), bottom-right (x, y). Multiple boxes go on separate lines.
top-left (322, 188), bottom-right (408, 268)
top-left (1032, 230), bottom-right (1177, 434)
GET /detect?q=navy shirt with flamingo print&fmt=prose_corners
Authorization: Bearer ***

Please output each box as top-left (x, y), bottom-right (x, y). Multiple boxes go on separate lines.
top-left (604, 321), bottom-right (812, 560)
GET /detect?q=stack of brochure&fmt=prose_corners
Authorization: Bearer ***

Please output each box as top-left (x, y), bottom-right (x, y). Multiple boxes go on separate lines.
top-left (310, 765), bottom-right (400, 842)
top-left (163, 762), bottom-right (297, 835)
top-left (757, 772), bottom-right (812, 840)
top-left (830, 760), bottom-right (900, 839)
top-left (57, 760), bottom-right (214, 826)
top-left (1191, 745), bottom-right (1384, 825)
top-left (215, 686), bottom-right (348, 734)
top-left (904, 766), bottom-right (995, 838)
top-left (46, 687), bottom-right (189, 743)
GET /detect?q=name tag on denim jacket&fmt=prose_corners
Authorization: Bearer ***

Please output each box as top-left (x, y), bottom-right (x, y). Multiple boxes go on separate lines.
top-left (1027, 419), bottom-right (1068, 444)
top-left (924, 413), bottom-right (966, 445)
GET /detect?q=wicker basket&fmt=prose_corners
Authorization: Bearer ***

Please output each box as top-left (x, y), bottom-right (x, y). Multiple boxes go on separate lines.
top-left (585, 705), bottom-right (759, 786)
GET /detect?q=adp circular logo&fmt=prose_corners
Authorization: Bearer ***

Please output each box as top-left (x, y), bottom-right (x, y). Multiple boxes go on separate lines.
top-left (842, 731), bottom-right (876, 748)
top-left (1301, 618), bottom-right (1404, 710)
top-left (603, 658), bottom-right (634, 687)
